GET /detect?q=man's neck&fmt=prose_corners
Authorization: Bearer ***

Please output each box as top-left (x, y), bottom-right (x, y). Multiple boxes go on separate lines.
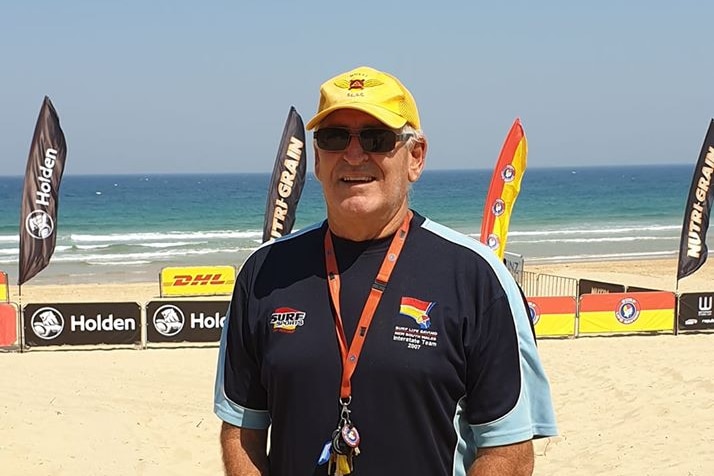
top-left (327, 206), bottom-right (409, 242)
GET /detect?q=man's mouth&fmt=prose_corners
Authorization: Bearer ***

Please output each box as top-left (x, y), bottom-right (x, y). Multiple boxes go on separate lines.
top-left (340, 176), bottom-right (375, 183)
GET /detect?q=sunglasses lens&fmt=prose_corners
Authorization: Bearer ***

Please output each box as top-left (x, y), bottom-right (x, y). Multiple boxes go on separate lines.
top-left (315, 128), bottom-right (350, 151)
top-left (359, 129), bottom-right (397, 153)
top-left (315, 128), bottom-right (400, 152)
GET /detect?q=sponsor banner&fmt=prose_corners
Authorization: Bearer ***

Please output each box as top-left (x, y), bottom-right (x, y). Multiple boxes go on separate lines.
top-left (262, 106), bottom-right (306, 242)
top-left (527, 296), bottom-right (576, 338)
top-left (677, 119), bottom-right (714, 281)
top-left (578, 292), bottom-right (675, 335)
top-left (504, 252), bottom-right (524, 284)
top-left (146, 300), bottom-right (229, 343)
top-left (0, 302), bottom-right (19, 348)
top-left (678, 292), bottom-right (714, 331)
top-left (23, 302), bottom-right (141, 347)
top-left (159, 265), bottom-right (235, 297)
top-left (578, 279), bottom-right (625, 298)
top-left (625, 285), bottom-right (661, 293)
top-left (479, 118), bottom-right (527, 260)
top-left (18, 96), bottom-right (68, 285)
top-left (0, 271), bottom-right (8, 302)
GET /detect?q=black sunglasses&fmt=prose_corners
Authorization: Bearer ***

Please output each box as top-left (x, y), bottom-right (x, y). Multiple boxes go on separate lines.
top-left (314, 127), bottom-right (413, 153)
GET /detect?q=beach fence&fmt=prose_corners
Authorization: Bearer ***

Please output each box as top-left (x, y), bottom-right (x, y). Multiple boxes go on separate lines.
top-left (520, 271), bottom-right (577, 298)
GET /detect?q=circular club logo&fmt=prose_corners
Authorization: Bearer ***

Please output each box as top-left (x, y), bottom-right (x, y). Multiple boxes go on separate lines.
top-left (153, 304), bottom-right (185, 336)
top-left (491, 198), bottom-right (505, 217)
top-left (25, 210), bottom-right (54, 239)
top-left (527, 301), bottom-right (540, 326)
top-left (501, 165), bottom-right (516, 183)
top-left (615, 298), bottom-right (640, 325)
top-left (31, 307), bottom-right (64, 340)
top-left (487, 234), bottom-right (500, 251)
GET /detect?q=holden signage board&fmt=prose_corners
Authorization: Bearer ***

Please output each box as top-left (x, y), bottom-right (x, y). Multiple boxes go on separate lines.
top-left (23, 302), bottom-right (141, 348)
top-left (146, 300), bottom-right (229, 343)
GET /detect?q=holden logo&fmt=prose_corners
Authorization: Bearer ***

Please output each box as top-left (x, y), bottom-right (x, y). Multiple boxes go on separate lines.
top-left (153, 304), bottom-right (185, 336)
top-left (31, 307), bottom-right (64, 340)
top-left (26, 210), bottom-right (54, 239)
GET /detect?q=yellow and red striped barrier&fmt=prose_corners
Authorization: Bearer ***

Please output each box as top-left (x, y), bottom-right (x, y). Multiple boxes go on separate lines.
top-left (578, 292), bottom-right (675, 335)
top-left (527, 296), bottom-right (577, 338)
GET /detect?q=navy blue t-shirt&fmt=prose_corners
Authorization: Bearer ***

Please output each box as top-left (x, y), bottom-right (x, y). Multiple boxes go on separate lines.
top-left (215, 211), bottom-right (557, 476)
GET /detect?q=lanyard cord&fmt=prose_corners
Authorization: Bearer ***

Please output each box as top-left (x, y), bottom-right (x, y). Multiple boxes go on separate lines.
top-left (324, 211), bottom-right (412, 400)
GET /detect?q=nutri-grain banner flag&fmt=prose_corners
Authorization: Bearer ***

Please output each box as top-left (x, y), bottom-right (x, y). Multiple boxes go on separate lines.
top-left (18, 96), bottom-right (67, 286)
top-left (479, 118), bottom-right (527, 260)
top-left (262, 106), bottom-right (306, 242)
top-left (677, 119), bottom-right (714, 281)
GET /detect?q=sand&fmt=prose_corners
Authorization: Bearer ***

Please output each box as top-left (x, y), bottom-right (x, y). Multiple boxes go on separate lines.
top-left (1, 258), bottom-right (713, 475)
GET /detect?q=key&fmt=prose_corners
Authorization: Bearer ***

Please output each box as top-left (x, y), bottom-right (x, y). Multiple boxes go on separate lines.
top-left (336, 453), bottom-right (352, 475)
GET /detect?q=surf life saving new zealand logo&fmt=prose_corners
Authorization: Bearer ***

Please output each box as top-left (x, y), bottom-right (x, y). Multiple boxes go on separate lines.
top-left (269, 307), bottom-right (306, 333)
top-left (615, 298), bottom-right (640, 325)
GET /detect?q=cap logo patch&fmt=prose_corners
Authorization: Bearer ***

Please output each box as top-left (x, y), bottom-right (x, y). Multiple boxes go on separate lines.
top-left (333, 78), bottom-right (385, 90)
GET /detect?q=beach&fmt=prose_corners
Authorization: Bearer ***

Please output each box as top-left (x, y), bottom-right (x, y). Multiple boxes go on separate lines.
top-left (2, 258), bottom-right (714, 475)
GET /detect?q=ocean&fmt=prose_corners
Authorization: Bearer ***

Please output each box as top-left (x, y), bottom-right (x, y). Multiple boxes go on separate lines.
top-left (0, 165), bottom-right (694, 285)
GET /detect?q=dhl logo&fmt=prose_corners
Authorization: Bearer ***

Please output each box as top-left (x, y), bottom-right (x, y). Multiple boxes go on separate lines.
top-left (160, 266), bottom-right (236, 297)
top-left (171, 274), bottom-right (227, 286)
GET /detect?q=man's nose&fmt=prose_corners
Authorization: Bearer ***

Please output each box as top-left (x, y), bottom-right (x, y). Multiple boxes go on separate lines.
top-left (342, 134), bottom-right (368, 165)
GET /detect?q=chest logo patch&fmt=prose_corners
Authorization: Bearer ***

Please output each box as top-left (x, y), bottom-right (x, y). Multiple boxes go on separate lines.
top-left (394, 297), bottom-right (438, 351)
top-left (269, 307), bottom-right (306, 333)
top-left (399, 297), bottom-right (435, 329)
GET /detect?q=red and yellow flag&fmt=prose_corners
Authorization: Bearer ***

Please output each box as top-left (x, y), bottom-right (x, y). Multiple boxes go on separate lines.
top-left (479, 118), bottom-right (527, 260)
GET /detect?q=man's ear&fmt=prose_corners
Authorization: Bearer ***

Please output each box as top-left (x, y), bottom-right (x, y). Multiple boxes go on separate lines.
top-left (408, 139), bottom-right (427, 183)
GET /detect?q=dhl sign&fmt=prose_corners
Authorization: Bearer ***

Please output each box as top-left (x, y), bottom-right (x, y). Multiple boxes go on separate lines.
top-left (0, 271), bottom-right (8, 303)
top-left (160, 265), bottom-right (236, 297)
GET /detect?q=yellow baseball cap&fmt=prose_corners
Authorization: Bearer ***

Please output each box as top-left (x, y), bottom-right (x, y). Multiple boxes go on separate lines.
top-left (305, 66), bottom-right (421, 130)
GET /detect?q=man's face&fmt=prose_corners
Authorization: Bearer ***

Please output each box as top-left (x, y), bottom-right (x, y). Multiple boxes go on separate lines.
top-left (313, 109), bottom-right (425, 222)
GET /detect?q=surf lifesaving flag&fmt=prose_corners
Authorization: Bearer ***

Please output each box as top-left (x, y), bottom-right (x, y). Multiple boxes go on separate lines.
top-left (18, 96), bottom-right (67, 286)
top-left (479, 118), bottom-right (527, 260)
top-left (677, 119), bottom-right (714, 281)
top-left (262, 106), bottom-right (307, 242)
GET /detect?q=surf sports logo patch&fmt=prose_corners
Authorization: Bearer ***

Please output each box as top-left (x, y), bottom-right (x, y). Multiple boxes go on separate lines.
top-left (399, 297), bottom-right (435, 329)
top-left (269, 307), bottom-right (306, 333)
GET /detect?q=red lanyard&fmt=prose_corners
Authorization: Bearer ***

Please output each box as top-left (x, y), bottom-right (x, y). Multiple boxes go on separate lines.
top-left (324, 211), bottom-right (412, 400)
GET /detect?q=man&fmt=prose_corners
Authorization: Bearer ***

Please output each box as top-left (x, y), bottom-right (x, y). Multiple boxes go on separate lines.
top-left (215, 65), bottom-right (557, 476)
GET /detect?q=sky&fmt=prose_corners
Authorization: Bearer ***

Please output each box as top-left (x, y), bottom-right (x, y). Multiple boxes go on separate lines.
top-left (1, 1), bottom-right (713, 176)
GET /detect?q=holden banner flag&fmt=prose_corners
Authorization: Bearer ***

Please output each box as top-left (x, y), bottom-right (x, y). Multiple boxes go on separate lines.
top-left (479, 118), bottom-right (527, 261)
top-left (676, 119), bottom-right (714, 282)
top-left (262, 106), bottom-right (307, 243)
top-left (18, 96), bottom-right (68, 286)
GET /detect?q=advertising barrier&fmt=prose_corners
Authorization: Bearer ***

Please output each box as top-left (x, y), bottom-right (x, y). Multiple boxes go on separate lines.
top-left (23, 302), bottom-right (141, 348)
top-left (527, 296), bottom-right (577, 338)
top-left (160, 265), bottom-right (235, 297)
top-left (0, 302), bottom-right (19, 349)
top-left (0, 271), bottom-right (8, 302)
top-left (678, 292), bottom-right (714, 332)
top-left (578, 292), bottom-right (675, 335)
top-left (146, 300), bottom-right (229, 344)
top-left (578, 278), bottom-right (625, 297)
